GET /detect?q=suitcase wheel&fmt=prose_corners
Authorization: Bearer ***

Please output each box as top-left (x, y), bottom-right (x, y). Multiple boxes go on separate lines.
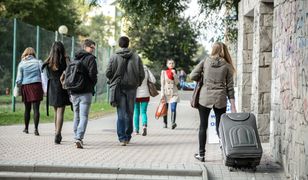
top-left (228, 167), bottom-right (235, 172)
top-left (251, 166), bottom-right (257, 172)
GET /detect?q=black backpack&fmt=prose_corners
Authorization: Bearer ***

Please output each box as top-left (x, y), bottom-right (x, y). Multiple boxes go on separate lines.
top-left (64, 59), bottom-right (87, 92)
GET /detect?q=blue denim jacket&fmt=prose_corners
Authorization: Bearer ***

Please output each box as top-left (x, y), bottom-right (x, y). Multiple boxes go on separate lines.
top-left (16, 56), bottom-right (43, 85)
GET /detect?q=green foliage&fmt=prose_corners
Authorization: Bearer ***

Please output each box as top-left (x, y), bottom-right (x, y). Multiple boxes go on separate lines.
top-left (118, 0), bottom-right (188, 26)
top-left (0, 69), bottom-right (11, 94)
top-left (115, 0), bottom-right (200, 72)
top-left (88, 0), bottom-right (240, 43)
top-left (0, 0), bottom-right (81, 34)
top-left (79, 15), bottom-right (114, 47)
top-left (127, 16), bottom-right (199, 72)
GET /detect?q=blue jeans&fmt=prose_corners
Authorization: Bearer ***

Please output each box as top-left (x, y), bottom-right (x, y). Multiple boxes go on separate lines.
top-left (116, 88), bottom-right (136, 142)
top-left (71, 93), bottom-right (92, 140)
top-left (180, 80), bottom-right (185, 90)
top-left (133, 101), bottom-right (149, 132)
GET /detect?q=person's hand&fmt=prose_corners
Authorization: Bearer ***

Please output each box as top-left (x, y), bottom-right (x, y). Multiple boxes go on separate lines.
top-left (171, 69), bottom-right (176, 75)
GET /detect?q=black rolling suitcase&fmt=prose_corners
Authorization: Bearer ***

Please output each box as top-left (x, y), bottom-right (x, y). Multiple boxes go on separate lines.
top-left (219, 112), bottom-right (263, 171)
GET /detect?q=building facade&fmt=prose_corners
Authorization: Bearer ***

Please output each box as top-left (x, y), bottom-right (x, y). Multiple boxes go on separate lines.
top-left (237, 0), bottom-right (308, 179)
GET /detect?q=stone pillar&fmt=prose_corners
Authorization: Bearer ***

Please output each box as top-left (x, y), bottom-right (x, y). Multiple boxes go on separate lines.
top-left (251, 2), bottom-right (273, 142)
top-left (237, 2), bottom-right (254, 112)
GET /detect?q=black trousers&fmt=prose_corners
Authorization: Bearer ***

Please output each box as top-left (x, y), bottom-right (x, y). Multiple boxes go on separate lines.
top-left (197, 105), bottom-right (226, 156)
top-left (24, 101), bottom-right (40, 130)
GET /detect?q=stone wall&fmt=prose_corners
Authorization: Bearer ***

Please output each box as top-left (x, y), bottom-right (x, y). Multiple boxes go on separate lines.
top-left (238, 0), bottom-right (308, 178)
top-left (271, 0), bottom-right (308, 179)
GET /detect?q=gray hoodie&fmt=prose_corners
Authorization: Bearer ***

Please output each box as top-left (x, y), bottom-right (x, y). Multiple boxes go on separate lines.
top-left (106, 48), bottom-right (145, 89)
top-left (190, 57), bottom-right (235, 108)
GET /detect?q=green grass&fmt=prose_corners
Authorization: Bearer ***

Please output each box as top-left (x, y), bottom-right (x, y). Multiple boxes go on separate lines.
top-left (0, 95), bottom-right (115, 125)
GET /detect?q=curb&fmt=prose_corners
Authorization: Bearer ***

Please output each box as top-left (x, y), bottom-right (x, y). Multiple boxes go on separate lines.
top-left (0, 164), bottom-right (206, 178)
top-left (201, 164), bottom-right (209, 180)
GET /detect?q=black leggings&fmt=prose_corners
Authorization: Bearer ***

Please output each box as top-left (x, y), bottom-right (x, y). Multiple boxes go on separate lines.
top-left (197, 105), bottom-right (226, 156)
top-left (24, 101), bottom-right (40, 130)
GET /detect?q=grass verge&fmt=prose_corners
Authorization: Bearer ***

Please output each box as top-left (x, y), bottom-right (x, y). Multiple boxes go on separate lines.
top-left (0, 95), bottom-right (115, 125)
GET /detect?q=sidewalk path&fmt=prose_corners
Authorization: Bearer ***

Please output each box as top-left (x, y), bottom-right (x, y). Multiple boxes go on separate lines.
top-left (0, 91), bottom-right (286, 179)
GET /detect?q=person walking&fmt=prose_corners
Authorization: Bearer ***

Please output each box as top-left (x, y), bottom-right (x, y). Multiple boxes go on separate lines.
top-left (160, 59), bottom-right (180, 129)
top-left (16, 47), bottom-right (44, 136)
top-left (70, 39), bottom-right (97, 149)
top-left (190, 42), bottom-right (237, 162)
top-left (133, 65), bottom-right (156, 136)
top-left (106, 36), bottom-right (145, 146)
top-left (42, 41), bottom-right (71, 144)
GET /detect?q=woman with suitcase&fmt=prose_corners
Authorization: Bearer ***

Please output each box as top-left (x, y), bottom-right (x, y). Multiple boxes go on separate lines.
top-left (190, 42), bottom-right (237, 162)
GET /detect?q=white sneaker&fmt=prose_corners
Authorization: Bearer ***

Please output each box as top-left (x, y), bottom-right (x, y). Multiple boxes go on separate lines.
top-left (75, 140), bottom-right (83, 149)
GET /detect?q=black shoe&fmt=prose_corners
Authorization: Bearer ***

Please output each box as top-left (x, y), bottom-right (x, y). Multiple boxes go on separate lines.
top-left (171, 123), bottom-right (177, 129)
top-left (194, 153), bottom-right (205, 162)
top-left (55, 134), bottom-right (62, 144)
top-left (34, 129), bottom-right (39, 136)
top-left (142, 127), bottom-right (147, 136)
top-left (23, 129), bottom-right (29, 134)
top-left (120, 141), bottom-right (127, 146)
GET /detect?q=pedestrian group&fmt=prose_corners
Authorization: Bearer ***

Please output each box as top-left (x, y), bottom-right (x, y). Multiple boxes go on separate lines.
top-left (15, 36), bottom-right (236, 161)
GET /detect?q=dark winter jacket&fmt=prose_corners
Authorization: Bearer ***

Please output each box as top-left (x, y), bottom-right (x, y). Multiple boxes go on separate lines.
top-left (73, 50), bottom-right (98, 94)
top-left (106, 48), bottom-right (145, 89)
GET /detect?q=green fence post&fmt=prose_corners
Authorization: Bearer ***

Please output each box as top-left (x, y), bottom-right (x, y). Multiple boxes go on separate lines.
top-left (71, 36), bottom-right (75, 60)
top-left (11, 18), bottom-right (17, 112)
top-left (94, 44), bottom-right (98, 102)
top-left (36, 26), bottom-right (40, 58)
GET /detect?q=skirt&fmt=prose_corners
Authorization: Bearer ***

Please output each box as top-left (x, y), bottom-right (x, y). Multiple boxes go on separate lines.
top-left (21, 82), bottom-right (44, 102)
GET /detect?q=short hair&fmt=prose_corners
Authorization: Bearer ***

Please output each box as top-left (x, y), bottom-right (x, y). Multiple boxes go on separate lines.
top-left (83, 39), bottom-right (95, 48)
top-left (21, 47), bottom-right (36, 59)
top-left (118, 36), bottom-right (129, 48)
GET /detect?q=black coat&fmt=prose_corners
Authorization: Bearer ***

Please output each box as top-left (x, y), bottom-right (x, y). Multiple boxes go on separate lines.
top-left (43, 62), bottom-right (71, 107)
top-left (72, 50), bottom-right (98, 94)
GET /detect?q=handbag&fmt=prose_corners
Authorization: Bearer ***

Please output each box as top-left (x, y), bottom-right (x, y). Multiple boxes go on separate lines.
top-left (13, 85), bottom-right (20, 97)
top-left (147, 81), bottom-right (159, 97)
top-left (190, 76), bottom-right (203, 108)
top-left (155, 98), bottom-right (168, 119)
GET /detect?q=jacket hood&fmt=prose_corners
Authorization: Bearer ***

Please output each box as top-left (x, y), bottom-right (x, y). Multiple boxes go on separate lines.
top-left (75, 50), bottom-right (93, 60)
top-left (116, 48), bottom-right (133, 59)
top-left (209, 57), bottom-right (227, 67)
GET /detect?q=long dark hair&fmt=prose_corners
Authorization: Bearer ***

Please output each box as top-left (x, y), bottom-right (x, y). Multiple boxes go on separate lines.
top-left (45, 41), bottom-right (66, 71)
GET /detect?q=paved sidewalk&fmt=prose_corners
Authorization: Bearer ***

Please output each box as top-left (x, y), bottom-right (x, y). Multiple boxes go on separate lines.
top-left (0, 91), bottom-right (286, 179)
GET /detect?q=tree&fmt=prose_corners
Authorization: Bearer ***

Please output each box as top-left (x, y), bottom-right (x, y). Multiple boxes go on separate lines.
top-left (116, 0), bottom-right (239, 43)
top-left (127, 16), bottom-right (199, 72)
top-left (0, 0), bottom-right (81, 34)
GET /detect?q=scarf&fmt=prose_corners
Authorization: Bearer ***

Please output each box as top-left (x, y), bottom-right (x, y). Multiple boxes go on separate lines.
top-left (166, 68), bottom-right (174, 80)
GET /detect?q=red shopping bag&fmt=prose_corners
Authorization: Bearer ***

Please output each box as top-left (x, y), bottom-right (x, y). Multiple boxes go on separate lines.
top-left (155, 99), bottom-right (168, 119)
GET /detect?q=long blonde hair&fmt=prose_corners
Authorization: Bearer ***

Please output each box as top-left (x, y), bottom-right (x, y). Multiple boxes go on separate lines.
top-left (21, 47), bottom-right (36, 60)
top-left (210, 42), bottom-right (235, 73)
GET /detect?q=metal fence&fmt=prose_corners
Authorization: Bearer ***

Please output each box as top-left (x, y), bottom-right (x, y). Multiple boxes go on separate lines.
top-left (0, 18), bottom-right (112, 111)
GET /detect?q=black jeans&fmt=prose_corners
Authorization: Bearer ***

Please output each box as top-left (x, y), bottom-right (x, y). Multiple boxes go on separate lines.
top-left (197, 105), bottom-right (226, 156)
top-left (24, 101), bottom-right (40, 130)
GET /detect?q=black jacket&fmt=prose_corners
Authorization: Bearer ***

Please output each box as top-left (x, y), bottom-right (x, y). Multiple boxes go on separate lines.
top-left (74, 50), bottom-right (98, 94)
